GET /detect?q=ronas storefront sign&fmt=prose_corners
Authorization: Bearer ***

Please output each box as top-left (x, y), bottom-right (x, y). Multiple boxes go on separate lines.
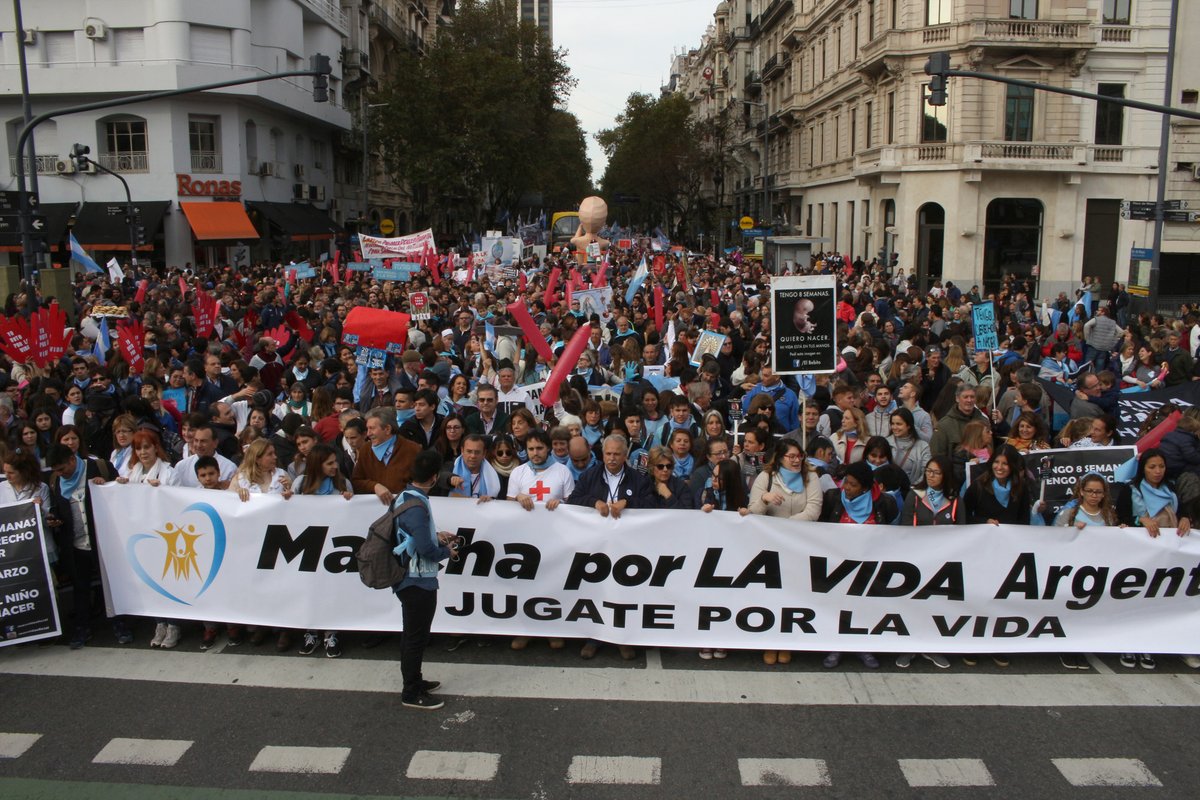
top-left (176, 174), bottom-right (242, 197)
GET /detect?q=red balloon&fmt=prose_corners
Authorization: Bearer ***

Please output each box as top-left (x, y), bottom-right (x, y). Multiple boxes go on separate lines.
top-left (653, 284), bottom-right (664, 332)
top-left (506, 301), bottom-right (554, 363)
top-left (540, 324), bottom-right (591, 408)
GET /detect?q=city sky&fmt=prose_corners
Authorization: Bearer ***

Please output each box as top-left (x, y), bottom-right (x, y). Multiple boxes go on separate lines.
top-left (555, 0), bottom-right (717, 188)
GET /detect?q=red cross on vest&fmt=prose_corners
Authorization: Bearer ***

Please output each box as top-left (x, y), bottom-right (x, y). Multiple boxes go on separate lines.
top-left (529, 480), bottom-right (552, 501)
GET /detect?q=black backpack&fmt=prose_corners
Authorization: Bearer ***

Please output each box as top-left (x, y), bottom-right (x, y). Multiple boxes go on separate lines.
top-left (356, 494), bottom-right (423, 590)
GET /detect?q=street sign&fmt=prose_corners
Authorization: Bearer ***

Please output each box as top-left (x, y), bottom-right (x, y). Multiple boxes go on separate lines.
top-left (1163, 200), bottom-right (1190, 210)
top-left (378, 218), bottom-right (395, 235)
top-left (739, 216), bottom-right (755, 230)
top-left (614, 193), bottom-right (641, 204)
top-left (1162, 210), bottom-right (1199, 223)
top-left (1121, 200), bottom-right (1156, 221)
top-left (30, 214), bottom-right (46, 233)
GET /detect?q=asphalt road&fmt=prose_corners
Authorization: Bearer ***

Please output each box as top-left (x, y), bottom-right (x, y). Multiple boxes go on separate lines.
top-left (1, 624), bottom-right (1198, 799)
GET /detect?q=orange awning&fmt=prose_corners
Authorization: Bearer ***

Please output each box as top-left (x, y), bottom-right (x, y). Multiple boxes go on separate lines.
top-left (180, 201), bottom-right (260, 241)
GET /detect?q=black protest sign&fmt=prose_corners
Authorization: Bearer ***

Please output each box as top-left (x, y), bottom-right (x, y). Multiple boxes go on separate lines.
top-left (1116, 382), bottom-right (1200, 440)
top-left (967, 446), bottom-right (1136, 522)
top-left (0, 501), bottom-right (61, 646)
top-left (770, 275), bottom-right (837, 374)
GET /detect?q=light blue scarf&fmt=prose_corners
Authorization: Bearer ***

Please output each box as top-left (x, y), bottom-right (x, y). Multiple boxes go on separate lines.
top-left (371, 435), bottom-right (397, 464)
top-left (778, 467), bottom-right (806, 493)
top-left (59, 456), bottom-right (86, 497)
top-left (673, 453), bottom-right (694, 478)
top-left (926, 487), bottom-right (947, 512)
top-left (314, 477), bottom-right (336, 495)
top-left (451, 455), bottom-right (500, 498)
top-left (583, 424), bottom-right (604, 446)
top-left (1137, 481), bottom-right (1176, 518)
top-left (567, 454), bottom-right (595, 481)
top-left (842, 489), bottom-right (873, 523)
top-left (992, 478), bottom-right (1012, 508)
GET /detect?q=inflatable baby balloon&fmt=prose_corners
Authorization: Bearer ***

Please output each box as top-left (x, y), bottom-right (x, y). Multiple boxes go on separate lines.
top-left (570, 196), bottom-right (610, 265)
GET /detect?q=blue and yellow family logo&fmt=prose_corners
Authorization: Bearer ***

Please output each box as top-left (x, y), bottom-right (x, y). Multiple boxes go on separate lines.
top-left (126, 502), bottom-right (227, 605)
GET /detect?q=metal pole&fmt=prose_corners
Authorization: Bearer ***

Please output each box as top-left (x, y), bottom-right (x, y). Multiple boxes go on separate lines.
top-left (13, 0), bottom-right (38, 211)
top-left (361, 94), bottom-right (368, 225)
top-left (81, 156), bottom-right (136, 269)
top-left (1148, 0), bottom-right (1179, 315)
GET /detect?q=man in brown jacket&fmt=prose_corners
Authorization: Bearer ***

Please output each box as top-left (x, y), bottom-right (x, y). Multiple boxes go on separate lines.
top-left (352, 407), bottom-right (422, 504)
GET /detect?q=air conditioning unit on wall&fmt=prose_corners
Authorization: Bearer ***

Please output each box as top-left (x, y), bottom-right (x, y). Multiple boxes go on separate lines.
top-left (84, 21), bottom-right (107, 40)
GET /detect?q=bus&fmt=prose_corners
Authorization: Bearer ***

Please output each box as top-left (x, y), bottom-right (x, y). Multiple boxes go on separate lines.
top-left (549, 211), bottom-right (579, 251)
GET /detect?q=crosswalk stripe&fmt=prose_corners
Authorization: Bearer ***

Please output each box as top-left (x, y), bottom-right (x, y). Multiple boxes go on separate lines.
top-left (1052, 758), bottom-right (1163, 787)
top-left (406, 750), bottom-right (500, 781)
top-left (248, 746), bottom-right (350, 775)
top-left (898, 758), bottom-right (995, 787)
top-left (0, 733), bottom-right (41, 759)
top-left (566, 756), bottom-right (661, 785)
top-left (738, 758), bottom-right (831, 786)
top-left (92, 738), bottom-right (193, 767)
top-left (6, 646), bottom-right (1200, 708)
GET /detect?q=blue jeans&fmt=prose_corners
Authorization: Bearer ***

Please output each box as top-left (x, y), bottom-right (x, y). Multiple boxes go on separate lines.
top-left (1084, 345), bottom-right (1109, 372)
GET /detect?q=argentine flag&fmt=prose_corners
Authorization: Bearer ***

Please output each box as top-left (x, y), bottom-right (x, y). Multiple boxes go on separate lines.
top-left (625, 257), bottom-right (649, 305)
top-left (69, 233), bottom-right (103, 274)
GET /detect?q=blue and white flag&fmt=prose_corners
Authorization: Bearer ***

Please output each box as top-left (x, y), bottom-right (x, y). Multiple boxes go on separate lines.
top-left (484, 320), bottom-right (497, 357)
top-left (1068, 290), bottom-right (1093, 325)
top-left (625, 257), bottom-right (649, 305)
top-left (69, 233), bottom-right (103, 274)
top-left (93, 317), bottom-right (112, 366)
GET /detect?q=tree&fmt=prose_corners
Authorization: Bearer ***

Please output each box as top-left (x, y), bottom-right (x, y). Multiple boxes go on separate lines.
top-left (371, 0), bottom-right (589, 233)
top-left (597, 93), bottom-right (709, 241)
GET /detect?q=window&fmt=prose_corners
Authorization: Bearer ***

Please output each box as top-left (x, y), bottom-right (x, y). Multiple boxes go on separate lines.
top-left (1103, 0), bottom-right (1130, 24)
top-left (927, 0), bottom-right (950, 26)
top-left (113, 28), bottom-right (145, 61)
top-left (921, 85), bottom-right (948, 142)
top-left (103, 118), bottom-right (148, 172)
top-left (890, 0), bottom-right (898, 28)
top-left (850, 107), bottom-right (858, 155)
top-left (886, 91), bottom-right (895, 144)
top-left (868, 0), bottom-right (876, 39)
top-left (984, 198), bottom-right (1043, 289)
top-left (1010, 0), bottom-right (1037, 19)
top-left (245, 121), bottom-right (258, 171)
top-left (853, 13), bottom-right (859, 53)
top-left (865, 101), bottom-right (873, 147)
top-left (1095, 83), bottom-right (1125, 145)
top-left (1004, 85), bottom-right (1034, 141)
top-left (188, 115), bottom-right (220, 172)
top-left (45, 31), bottom-right (75, 66)
top-left (833, 115), bottom-right (840, 159)
top-left (190, 25), bottom-right (231, 64)
top-left (311, 138), bottom-right (326, 170)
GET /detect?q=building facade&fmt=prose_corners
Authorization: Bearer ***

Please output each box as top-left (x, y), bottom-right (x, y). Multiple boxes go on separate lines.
top-left (676, 0), bottom-right (1196, 302)
top-left (1, 0), bottom-right (352, 269)
top-left (517, 0), bottom-right (551, 44)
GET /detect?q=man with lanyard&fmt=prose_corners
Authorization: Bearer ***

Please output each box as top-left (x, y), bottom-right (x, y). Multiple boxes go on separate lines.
top-left (566, 435), bottom-right (653, 660)
top-left (47, 443), bottom-right (129, 649)
top-left (447, 434), bottom-right (499, 502)
top-left (391, 449), bottom-right (456, 710)
top-left (466, 383), bottom-right (508, 437)
top-left (358, 366), bottom-right (395, 413)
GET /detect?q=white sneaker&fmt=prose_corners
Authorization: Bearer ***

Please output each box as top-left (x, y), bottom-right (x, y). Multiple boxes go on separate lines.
top-left (160, 625), bottom-right (181, 649)
top-left (698, 649), bottom-right (713, 660)
top-left (922, 653), bottom-right (951, 669)
top-left (150, 623), bottom-right (167, 648)
top-left (1183, 655), bottom-right (1200, 669)
top-left (712, 649), bottom-right (728, 659)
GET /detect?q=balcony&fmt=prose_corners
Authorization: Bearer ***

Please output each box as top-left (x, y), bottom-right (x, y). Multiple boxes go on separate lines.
top-left (744, 70), bottom-right (762, 95)
top-left (723, 26), bottom-right (750, 51)
top-left (760, 0), bottom-right (790, 30)
top-left (343, 47), bottom-right (370, 78)
top-left (408, 30), bottom-right (426, 54)
top-left (852, 142), bottom-right (1156, 174)
top-left (762, 53), bottom-right (790, 81)
top-left (190, 151), bottom-right (222, 172)
top-left (371, 5), bottom-right (407, 42)
top-left (1099, 25), bottom-right (1135, 44)
top-left (976, 142), bottom-right (1075, 160)
top-left (297, 0), bottom-right (349, 33)
top-left (979, 18), bottom-right (1090, 43)
top-left (9, 155), bottom-right (59, 175)
top-left (99, 152), bottom-right (149, 173)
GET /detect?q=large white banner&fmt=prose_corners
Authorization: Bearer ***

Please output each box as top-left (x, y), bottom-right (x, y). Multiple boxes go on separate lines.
top-left (91, 485), bottom-right (1200, 653)
top-left (358, 229), bottom-right (436, 258)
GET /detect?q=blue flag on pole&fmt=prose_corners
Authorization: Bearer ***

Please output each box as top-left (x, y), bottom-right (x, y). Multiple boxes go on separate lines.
top-left (69, 233), bottom-right (103, 274)
top-left (625, 257), bottom-right (649, 305)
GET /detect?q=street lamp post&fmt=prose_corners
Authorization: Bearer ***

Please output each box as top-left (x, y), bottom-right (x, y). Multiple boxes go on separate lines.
top-left (360, 101), bottom-right (389, 228)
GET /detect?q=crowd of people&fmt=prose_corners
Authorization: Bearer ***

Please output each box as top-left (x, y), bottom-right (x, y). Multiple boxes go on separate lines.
top-left (4, 243), bottom-right (1199, 675)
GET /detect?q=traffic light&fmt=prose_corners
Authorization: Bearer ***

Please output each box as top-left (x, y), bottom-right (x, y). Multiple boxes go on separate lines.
top-left (70, 142), bottom-right (90, 171)
top-left (310, 54), bottom-right (331, 103)
top-left (925, 52), bottom-right (950, 106)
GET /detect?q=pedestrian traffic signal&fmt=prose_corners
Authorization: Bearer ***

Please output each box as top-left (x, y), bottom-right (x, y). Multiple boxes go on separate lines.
top-left (310, 54), bottom-right (331, 103)
top-left (924, 52), bottom-right (950, 107)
